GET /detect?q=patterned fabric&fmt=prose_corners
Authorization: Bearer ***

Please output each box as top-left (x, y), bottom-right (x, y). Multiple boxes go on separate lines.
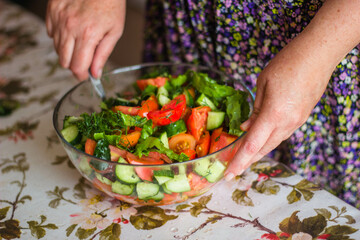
top-left (143, 0), bottom-right (360, 208)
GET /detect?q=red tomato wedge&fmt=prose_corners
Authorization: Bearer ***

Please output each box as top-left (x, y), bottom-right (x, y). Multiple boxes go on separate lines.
top-left (148, 94), bottom-right (186, 126)
top-left (185, 172), bottom-right (209, 197)
top-left (181, 149), bottom-right (197, 160)
top-left (109, 145), bottom-right (128, 161)
top-left (112, 105), bottom-right (140, 116)
top-left (126, 152), bottom-right (164, 181)
top-left (195, 131), bottom-right (211, 157)
top-left (209, 128), bottom-right (238, 154)
top-left (169, 133), bottom-right (196, 154)
top-left (138, 95), bottom-right (159, 118)
top-left (187, 106), bottom-right (211, 141)
top-left (136, 76), bottom-right (168, 91)
top-left (85, 138), bottom-right (97, 155)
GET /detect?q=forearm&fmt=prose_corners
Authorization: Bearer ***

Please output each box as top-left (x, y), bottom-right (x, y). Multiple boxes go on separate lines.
top-left (289, 0), bottom-right (360, 73)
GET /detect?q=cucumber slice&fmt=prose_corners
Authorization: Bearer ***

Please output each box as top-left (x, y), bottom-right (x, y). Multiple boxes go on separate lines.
top-left (95, 172), bottom-right (113, 185)
top-left (183, 88), bottom-right (194, 107)
top-left (206, 111), bottom-right (225, 130)
top-left (78, 158), bottom-right (93, 177)
top-left (194, 158), bottom-right (211, 177)
top-left (162, 120), bottom-right (187, 137)
top-left (161, 184), bottom-right (172, 194)
top-left (159, 132), bottom-right (169, 148)
top-left (61, 125), bottom-right (81, 144)
top-left (158, 94), bottom-right (171, 106)
top-left (115, 157), bottom-right (141, 184)
top-left (136, 182), bottom-right (160, 199)
top-left (63, 116), bottom-right (83, 128)
top-left (165, 174), bottom-right (191, 193)
top-left (148, 191), bottom-right (164, 201)
top-left (154, 169), bottom-right (174, 185)
top-left (112, 181), bottom-right (135, 195)
top-left (196, 94), bottom-right (217, 110)
top-left (157, 86), bottom-right (169, 96)
top-left (205, 160), bottom-right (226, 183)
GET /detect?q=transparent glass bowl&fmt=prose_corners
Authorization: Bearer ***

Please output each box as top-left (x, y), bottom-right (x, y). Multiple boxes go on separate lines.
top-left (53, 62), bottom-right (254, 205)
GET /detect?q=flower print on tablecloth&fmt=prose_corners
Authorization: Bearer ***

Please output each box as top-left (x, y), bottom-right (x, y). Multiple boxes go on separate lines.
top-left (0, 153), bottom-right (59, 239)
top-left (0, 24), bottom-right (37, 63)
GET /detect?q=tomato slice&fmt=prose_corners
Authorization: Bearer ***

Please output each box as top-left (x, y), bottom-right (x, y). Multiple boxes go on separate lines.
top-left (209, 128), bottom-right (238, 154)
top-left (138, 95), bottom-right (159, 118)
top-left (195, 131), bottom-right (211, 157)
top-left (112, 105), bottom-right (140, 116)
top-left (126, 152), bottom-right (164, 181)
top-left (109, 145), bottom-right (128, 161)
top-left (187, 106), bottom-right (211, 141)
top-left (148, 94), bottom-right (187, 126)
top-left (136, 77), bottom-right (168, 91)
top-left (168, 133), bottom-right (196, 154)
top-left (181, 149), bottom-right (197, 160)
top-left (85, 138), bottom-right (97, 155)
top-left (185, 172), bottom-right (210, 197)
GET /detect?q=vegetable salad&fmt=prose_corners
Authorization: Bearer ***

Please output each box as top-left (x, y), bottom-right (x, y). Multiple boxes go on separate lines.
top-left (61, 69), bottom-right (250, 204)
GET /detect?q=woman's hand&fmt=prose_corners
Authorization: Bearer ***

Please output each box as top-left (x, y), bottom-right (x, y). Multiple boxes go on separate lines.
top-left (225, 0), bottom-right (360, 180)
top-left (46, 0), bottom-right (126, 80)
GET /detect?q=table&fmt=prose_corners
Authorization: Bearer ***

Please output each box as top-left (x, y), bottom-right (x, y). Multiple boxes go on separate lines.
top-left (1, 1), bottom-right (360, 239)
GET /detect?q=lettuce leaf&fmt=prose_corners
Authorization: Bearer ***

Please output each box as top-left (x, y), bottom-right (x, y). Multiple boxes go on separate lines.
top-left (225, 91), bottom-right (250, 136)
top-left (190, 71), bottom-right (236, 106)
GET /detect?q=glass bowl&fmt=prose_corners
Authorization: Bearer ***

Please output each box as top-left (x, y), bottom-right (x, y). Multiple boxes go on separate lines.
top-left (53, 62), bottom-right (254, 205)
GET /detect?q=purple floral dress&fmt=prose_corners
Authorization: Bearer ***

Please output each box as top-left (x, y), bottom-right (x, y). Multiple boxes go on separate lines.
top-left (143, 0), bottom-right (360, 208)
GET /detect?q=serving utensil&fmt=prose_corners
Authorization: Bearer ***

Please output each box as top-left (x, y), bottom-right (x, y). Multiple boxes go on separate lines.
top-left (88, 69), bottom-right (106, 100)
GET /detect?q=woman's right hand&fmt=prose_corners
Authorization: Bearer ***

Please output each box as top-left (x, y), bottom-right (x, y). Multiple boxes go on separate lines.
top-left (46, 0), bottom-right (126, 80)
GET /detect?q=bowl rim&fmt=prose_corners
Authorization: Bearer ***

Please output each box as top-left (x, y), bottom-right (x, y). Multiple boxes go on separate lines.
top-left (53, 62), bottom-right (255, 167)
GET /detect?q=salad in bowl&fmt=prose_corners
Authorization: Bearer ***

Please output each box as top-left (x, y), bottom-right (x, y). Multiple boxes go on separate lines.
top-left (53, 62), bottom-right (253, 205)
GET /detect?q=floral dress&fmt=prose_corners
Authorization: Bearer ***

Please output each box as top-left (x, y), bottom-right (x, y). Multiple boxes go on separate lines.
top-left (143, 0), bottom-right (360, 208)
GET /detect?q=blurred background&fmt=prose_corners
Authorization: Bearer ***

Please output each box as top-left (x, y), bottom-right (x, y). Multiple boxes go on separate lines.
top-left (9, 0), bottom-right (146, 67)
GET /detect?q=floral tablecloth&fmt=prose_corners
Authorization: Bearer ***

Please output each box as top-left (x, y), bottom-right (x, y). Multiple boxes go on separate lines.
top-left (1, 1), bottom-right (360, 240)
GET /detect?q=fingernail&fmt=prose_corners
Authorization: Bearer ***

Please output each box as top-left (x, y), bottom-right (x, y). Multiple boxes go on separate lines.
top-left (225, 172), bottom-right (235, 182)
top-left (240, 120), bottom-right (250, 131)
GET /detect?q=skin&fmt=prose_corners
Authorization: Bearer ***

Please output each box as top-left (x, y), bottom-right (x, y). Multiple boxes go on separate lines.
top-left (225, 0), bottom-right (360, 180)
top-left (46, 0), bottom-right (360, 179)
top-left (46, 0), bottom-right (126, 80)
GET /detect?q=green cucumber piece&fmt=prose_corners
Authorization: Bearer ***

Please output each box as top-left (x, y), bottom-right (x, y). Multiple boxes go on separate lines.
top-left (157, 86), bottom-right (169, 96)
top-left (205, 160), bottom-right (226, 183)
top-left (95, 172), bottom-right (113, 185)
top-left (112, 181), bottom-right (135, 195)
top-left (115, 157), bottom-right (141, 184)
top-left (165, 174), bottom-right (191, 193)
top-left (158, 94), bottom-right (171, 106)
top-left (61, 125), bottom-right (81, 144)
top-left (148, 191), bottom-right (164, 201)
top-left (136, 182), bottom-right (160, 199)
top-left (162, 120), bottom-right (187, 137)
top-left (183, 88), bottom-right (194, 107)
top-left (78, 158), bottom-right (93, 177)
top-left (206, 111), bottom-right (225, 130)
top-left (159, 132), bottom-right (169, 148)
top-left (194, 158), bottom-right (211, 177)
top-left (153, 169), bottom-right (174, 185)
top-left (161, 184), bottom-right (172, 194)
top-left (63, 116), bottom-right (83, 128)
top-left (196, 93), bottom-right (217, 110)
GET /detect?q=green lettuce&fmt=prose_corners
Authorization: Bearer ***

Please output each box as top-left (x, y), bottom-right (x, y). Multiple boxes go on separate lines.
top-left (225, 91), bottom-right (250, 136)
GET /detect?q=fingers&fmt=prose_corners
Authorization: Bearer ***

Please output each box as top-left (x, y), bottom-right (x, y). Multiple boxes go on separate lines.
top-left (90, 33), bottom-right (120, 78)
top-left (70, 35), bottom-right (99, 80)
top-left (225, 114), bottom-right (274, 180)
